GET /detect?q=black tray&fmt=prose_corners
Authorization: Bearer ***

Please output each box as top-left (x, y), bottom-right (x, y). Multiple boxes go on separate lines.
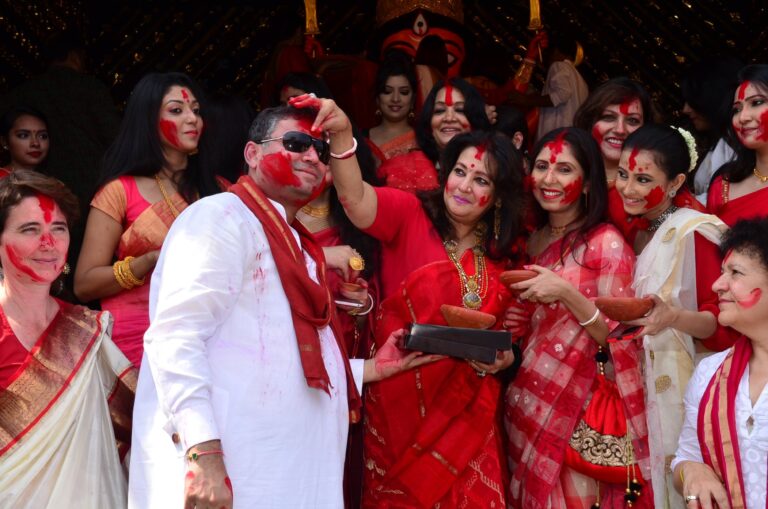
top-left (404, 323), bottom-right (512, 363)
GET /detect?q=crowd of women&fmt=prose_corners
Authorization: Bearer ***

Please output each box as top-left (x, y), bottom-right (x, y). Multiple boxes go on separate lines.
top-left (1, 47), bottom-right (768, 509)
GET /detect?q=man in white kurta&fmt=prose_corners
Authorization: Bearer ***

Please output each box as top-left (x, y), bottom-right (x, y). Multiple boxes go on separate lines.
top-left (128, 104), bottom-right (425, 508)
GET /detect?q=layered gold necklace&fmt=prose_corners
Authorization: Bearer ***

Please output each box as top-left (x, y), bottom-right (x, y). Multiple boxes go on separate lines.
top-left (155, 174), bottom-right (180, 218)
top-left (444, 224), bottom-right (488, 310)
top-left (300, 203), bottom-right (331, 218)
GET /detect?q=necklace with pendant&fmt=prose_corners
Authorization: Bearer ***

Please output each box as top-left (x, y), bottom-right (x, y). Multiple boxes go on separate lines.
top-left (444, 224), bottom-right (488, 310)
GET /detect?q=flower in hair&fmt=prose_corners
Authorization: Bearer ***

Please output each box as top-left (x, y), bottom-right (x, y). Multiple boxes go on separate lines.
top-left (672, 126), bottom-right (698, 172)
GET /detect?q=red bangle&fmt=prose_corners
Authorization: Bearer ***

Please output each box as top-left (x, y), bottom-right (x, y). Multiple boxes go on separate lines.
top-left (187, 449), bottom-right (224, 462)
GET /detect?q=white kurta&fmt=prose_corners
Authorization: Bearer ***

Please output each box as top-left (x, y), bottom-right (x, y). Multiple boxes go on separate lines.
top-left (128, 192), bottom-right (363, 509)
top-left (672, 349), bottom-right (768, 509)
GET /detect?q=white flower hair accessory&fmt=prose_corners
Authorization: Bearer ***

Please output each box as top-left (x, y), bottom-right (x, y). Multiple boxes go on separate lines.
top-left (672, 126), bottom-right (698, 172)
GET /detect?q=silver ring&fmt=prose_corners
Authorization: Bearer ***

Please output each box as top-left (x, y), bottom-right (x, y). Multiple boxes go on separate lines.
top-left (685, 495), bottom-right (699, 503)
top-left (476, 370), bottom-right (487, 378)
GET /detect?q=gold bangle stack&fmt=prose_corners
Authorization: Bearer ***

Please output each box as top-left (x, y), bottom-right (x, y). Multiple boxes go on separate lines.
top-left (113, 256), bottom-right (146, 290)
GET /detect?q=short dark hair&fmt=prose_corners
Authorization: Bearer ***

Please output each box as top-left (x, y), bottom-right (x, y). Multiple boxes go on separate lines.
top-left (100, 72), bottom-right (219, 203)
top-left (681, 56), bottom-right (744, 138)
top-left (623, 124), bottom-right (691, 181)
top-left (416, 78), bottom-right (491, 164)
top-left (0, 169), bottom-right (79, 233)
top-left (494, 105), bottom-right (529, 151)
top-left (720, 217), bottom-right (768, 273)
top-left (420, 130), bottom-right (524, 259)
top-left (248, 105), bottom-right (318, 142)
top-left (0, 105), bottom-right (48, 139)
top-left (530, 127), bottom-right (608, 264)
top-left (573, 77), bottom-right (657, 132)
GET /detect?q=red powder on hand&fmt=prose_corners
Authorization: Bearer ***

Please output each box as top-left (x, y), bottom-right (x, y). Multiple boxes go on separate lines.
top-left (224, 476), bottom-right (233, 494)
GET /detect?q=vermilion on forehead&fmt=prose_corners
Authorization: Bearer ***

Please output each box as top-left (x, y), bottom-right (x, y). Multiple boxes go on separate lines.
top-left (616, 98), bottom-right (641, 115)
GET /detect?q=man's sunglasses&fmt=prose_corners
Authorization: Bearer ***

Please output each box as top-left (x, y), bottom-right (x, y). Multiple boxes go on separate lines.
top-left (256, 131), bottom-right (330, 164)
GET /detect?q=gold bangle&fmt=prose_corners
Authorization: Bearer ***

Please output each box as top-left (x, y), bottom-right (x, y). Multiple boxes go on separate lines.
top-left (679, 464), bottom-right (685, 485)
top-left (113, 260), bottom-right (134, 290)
top-left (120, 256), bottom-right (146, 287)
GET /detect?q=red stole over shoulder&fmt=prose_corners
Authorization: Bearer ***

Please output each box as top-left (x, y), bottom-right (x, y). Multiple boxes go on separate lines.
top-left (698, 336), bottom-right (751, 509)
top-left (229, 175), bottom-right (361, 422)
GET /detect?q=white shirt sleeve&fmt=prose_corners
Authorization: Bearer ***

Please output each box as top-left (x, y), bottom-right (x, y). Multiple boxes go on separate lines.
top-left (546, 61), bottom-right (574, 106)
top-left (671, 350), bottom-right (729, 472)
top-left (144, 196), bottom-right (252, 452)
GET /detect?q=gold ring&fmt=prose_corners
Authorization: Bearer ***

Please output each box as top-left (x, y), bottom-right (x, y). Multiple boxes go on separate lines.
top-left (349, 255), bottom-right (365, 271)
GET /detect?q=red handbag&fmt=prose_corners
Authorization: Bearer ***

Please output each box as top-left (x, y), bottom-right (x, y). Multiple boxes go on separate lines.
top-left (564, 346), bottom-right (644, 491)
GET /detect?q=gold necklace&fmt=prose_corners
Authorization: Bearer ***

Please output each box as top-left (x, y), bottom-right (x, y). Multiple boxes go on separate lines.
top-left (300, 203), bottom-right (331, 218)
top-left (754, 167), bottom-right (768, 184)
top-left (444, 225), bottom-right (488, 310)
top-left (155, 174), bottom-right (180, 218)
top-left (548, 217), bottom-right (580, 238)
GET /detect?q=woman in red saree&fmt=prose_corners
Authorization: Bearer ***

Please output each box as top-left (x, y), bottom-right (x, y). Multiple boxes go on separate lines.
top-left (504, 128), bottom-right (650, 508)
top-left (376, 78), bottom-right (492, 194)
top-left (707, 65), bottom-right (768, 227)
top-left (0, 170), bottom-right (135, 508)
top-left (310, 91), bottom-right (526, 508)
top-left (672, 217), bottom-right (768, 509)
top-left (74, 73), bottom-right (220, 367)
top-left (366, 54), bottom-right (419, 166)
top-left (573, 78), bottom-right (703, 244)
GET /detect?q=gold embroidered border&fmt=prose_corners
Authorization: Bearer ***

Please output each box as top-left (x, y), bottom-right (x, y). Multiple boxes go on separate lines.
top-left (568, 420), bottom-right (628, 467)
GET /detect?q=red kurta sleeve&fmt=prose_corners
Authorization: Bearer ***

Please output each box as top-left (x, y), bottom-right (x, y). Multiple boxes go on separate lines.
top-left (693, 232), bottom-right (738, 351)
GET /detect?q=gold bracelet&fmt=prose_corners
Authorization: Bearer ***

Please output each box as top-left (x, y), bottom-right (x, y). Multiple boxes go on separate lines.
top-left (679, 464), bottom-right (685, 485)
top-left (120, 256), bottom-right (146, 287)
top-left (113, 260), bottom-right (134, 290)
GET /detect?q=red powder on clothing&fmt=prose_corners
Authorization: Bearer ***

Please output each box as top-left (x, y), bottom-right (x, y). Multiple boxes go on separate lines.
top-left (591, 125), bottom-right (603, 145)
top-left (261, 152), bottom-right (300, 187)
top-left (474, 143), bottom-right (487, 161)
top-left (561, 176), bottom-right (583, 204)
top-left (547, 130), bottom-right (568, 164)
top-left (628, 147), bottom-right (639, 172)
top-left (37, 194), bottom-right (55, 223)
top-left (159, 120), bottom-right (180, 147)
top-left (644, 186), bottom-right (665, 210)
top-left (5, 245), bottom-right (43, 282)
top-left (738, 288), bottom-right (762, 309)
top-left (737, 81), bottom-right (750, 101)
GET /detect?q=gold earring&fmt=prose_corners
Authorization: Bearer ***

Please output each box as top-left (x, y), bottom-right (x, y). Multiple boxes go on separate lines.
top-left (493, 199), bottom-right (502, 241)
top-left (62, 263), bottom-right (71, 275)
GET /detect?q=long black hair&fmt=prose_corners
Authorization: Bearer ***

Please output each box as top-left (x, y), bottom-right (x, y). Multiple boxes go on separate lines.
top-left (718, 64), bottom-right (768, 184)
top-left (420, 129), bottom-right (524, 260)
top-left (530, 127), bottom-right (608, 264)
top-left (100, 72), bottom-right (220, 202)
top-left (197, 94), bottom-right (255, 183)
top-left (0, 105), bottom-right (49, 167)
top-left (416, 78), bottom-right (491, 165)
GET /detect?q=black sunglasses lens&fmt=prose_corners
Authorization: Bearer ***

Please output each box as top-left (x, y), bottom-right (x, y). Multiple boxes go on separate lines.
top-left (282, 132), bottom-right (312, 154)
top-left (283, 132), bottom-right (330, 163)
